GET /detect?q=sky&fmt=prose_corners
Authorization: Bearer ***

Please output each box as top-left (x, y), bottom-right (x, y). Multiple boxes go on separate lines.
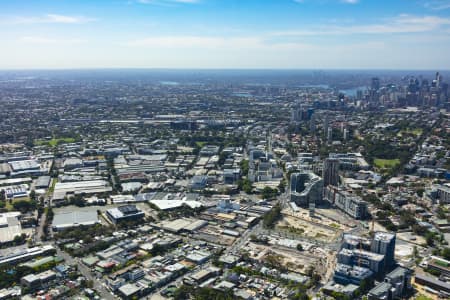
top-left (1, 0), bottom-right (450, 69)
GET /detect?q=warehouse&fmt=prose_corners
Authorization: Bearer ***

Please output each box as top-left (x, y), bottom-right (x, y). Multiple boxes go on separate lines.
top-left (52, 180), bottom-right (112, 200)
top-left (52, 211), bottom-right (100, 231)
top-left (0, 212), bottom-right (23, 244)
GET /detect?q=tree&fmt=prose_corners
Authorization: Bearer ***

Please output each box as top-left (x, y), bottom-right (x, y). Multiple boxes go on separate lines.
top-left (416, 188), bottom-right (425, 198)
top-left (296, 243), bottom-right (303, 251)
top-left (441, 247), bottom-right (450, 260)
top-left (263, 204), bottom-right (282, 229)
top-left (29, 190), bottom-right (36, 201)
top-left (240, 159), bottom-right (249, 176)
top-left (238, 178), bottom-right (252, 194)
top-left (261, 186), bottom-right (278, 200)
top-left (278, 179), bottom-right (286, 193)
top-left (13, 200), bottom-right (37, 213)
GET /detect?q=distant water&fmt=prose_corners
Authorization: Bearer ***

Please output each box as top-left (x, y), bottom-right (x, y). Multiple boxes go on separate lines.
top-left (340, 86), bottom-right (367, 97)
top-left (233, 92), bottom-right (253, 97)
top-left (159, 81), bottom-right (179, 85)
top-left (297, 84), bottom-right (330, 88)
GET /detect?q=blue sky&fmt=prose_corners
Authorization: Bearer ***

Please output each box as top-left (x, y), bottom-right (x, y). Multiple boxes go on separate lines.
top-left (1, 0), bottom-right (450, 69)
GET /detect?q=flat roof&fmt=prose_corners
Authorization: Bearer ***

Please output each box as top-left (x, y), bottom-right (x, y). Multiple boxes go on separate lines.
top-left (415, 273), bottom-right (450, 291)
top-left (149, 199), bottom-right (203, 210)
top-left (52, 211), bottom-right (99, 229)
top-left (118, 283), bottom-right (141, 296)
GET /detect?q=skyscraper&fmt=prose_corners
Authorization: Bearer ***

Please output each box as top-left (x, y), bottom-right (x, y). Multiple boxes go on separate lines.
top-left (371, 77), bottom-right (380, 91)
top-left (323, 114), bottom-right (329, 137)
top-left (323, 158), bottom-right (340, 187)
top-left (309, 113), bottom-right (316, 134)
top-left (327, 127), bottom-right (333, 143)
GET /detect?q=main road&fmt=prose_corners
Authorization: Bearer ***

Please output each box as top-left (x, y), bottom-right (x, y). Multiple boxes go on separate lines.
top-left (56, 247), bottom-right (115, 300)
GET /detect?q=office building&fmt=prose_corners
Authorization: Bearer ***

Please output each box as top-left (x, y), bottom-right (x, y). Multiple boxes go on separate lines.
top-left (327, 127), bottom-right (333, 143)
top-left (371, 77), bottom-right (380, 91)
top-left (290, 172), bottom-right (323, 207)
top-left (106, 205), bottom-right (145, 225)
top-left (324, 114), bottom-right (329, 137)
top-left (323, 158), bottom-right (340, 187)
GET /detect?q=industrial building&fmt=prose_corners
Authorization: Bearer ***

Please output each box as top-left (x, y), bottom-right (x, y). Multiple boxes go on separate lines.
top-left (0, 245), bottom-right (55, 266)
top-left (52, 211), bottom-right (100, 231)
top-left (8, 160), bottom-right (40, 173)
top-left (0, 184), bottom-right (28, 199)
top-left (0, 212), bottom-right (23, 244)
top-left (35, 176), bottom-right (51, 189)
top-left (52, 180), bottom-right (112, 201)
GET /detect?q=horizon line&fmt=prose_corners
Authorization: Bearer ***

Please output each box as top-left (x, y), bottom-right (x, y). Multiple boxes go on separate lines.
top-left (0, 67), bottom-right (449, 72)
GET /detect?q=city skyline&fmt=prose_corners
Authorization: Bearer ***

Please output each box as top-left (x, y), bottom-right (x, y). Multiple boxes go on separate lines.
top-left (2, 0), bottom-right (450, 69)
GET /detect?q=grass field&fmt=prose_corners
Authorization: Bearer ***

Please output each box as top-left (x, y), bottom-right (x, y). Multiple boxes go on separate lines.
top-left (195, 141), bottom-right (207, 148)
top-left (415, 295), bottom-right (433, 300)
top-left (397, 128), bottom-right (423, 137)
top-left (3, 197), bottom-right (31, 211)
top-left (374, 158), bottom-right (401, 169)
top-left (35, 137), bottom-right (76, 147)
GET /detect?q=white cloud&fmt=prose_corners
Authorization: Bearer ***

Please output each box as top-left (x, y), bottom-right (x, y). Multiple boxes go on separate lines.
top-left (137, 0), bottom-right (199, 4)
top-left (128, 35), bottom-right (320, 50)
top-left (341, 0), bottom-right (359, 3)
top-left (270, 14), bottom-right (450, 36)
top-left (424, 1), bottom-right (450, 11)
top-left (19, 36), bottom-right (87, 44)
top-left (10, 14), bottom-right (95, 24)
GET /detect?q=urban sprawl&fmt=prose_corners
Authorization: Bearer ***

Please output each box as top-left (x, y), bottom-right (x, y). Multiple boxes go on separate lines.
top-left (0, 70), bottom-right (449, 300)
